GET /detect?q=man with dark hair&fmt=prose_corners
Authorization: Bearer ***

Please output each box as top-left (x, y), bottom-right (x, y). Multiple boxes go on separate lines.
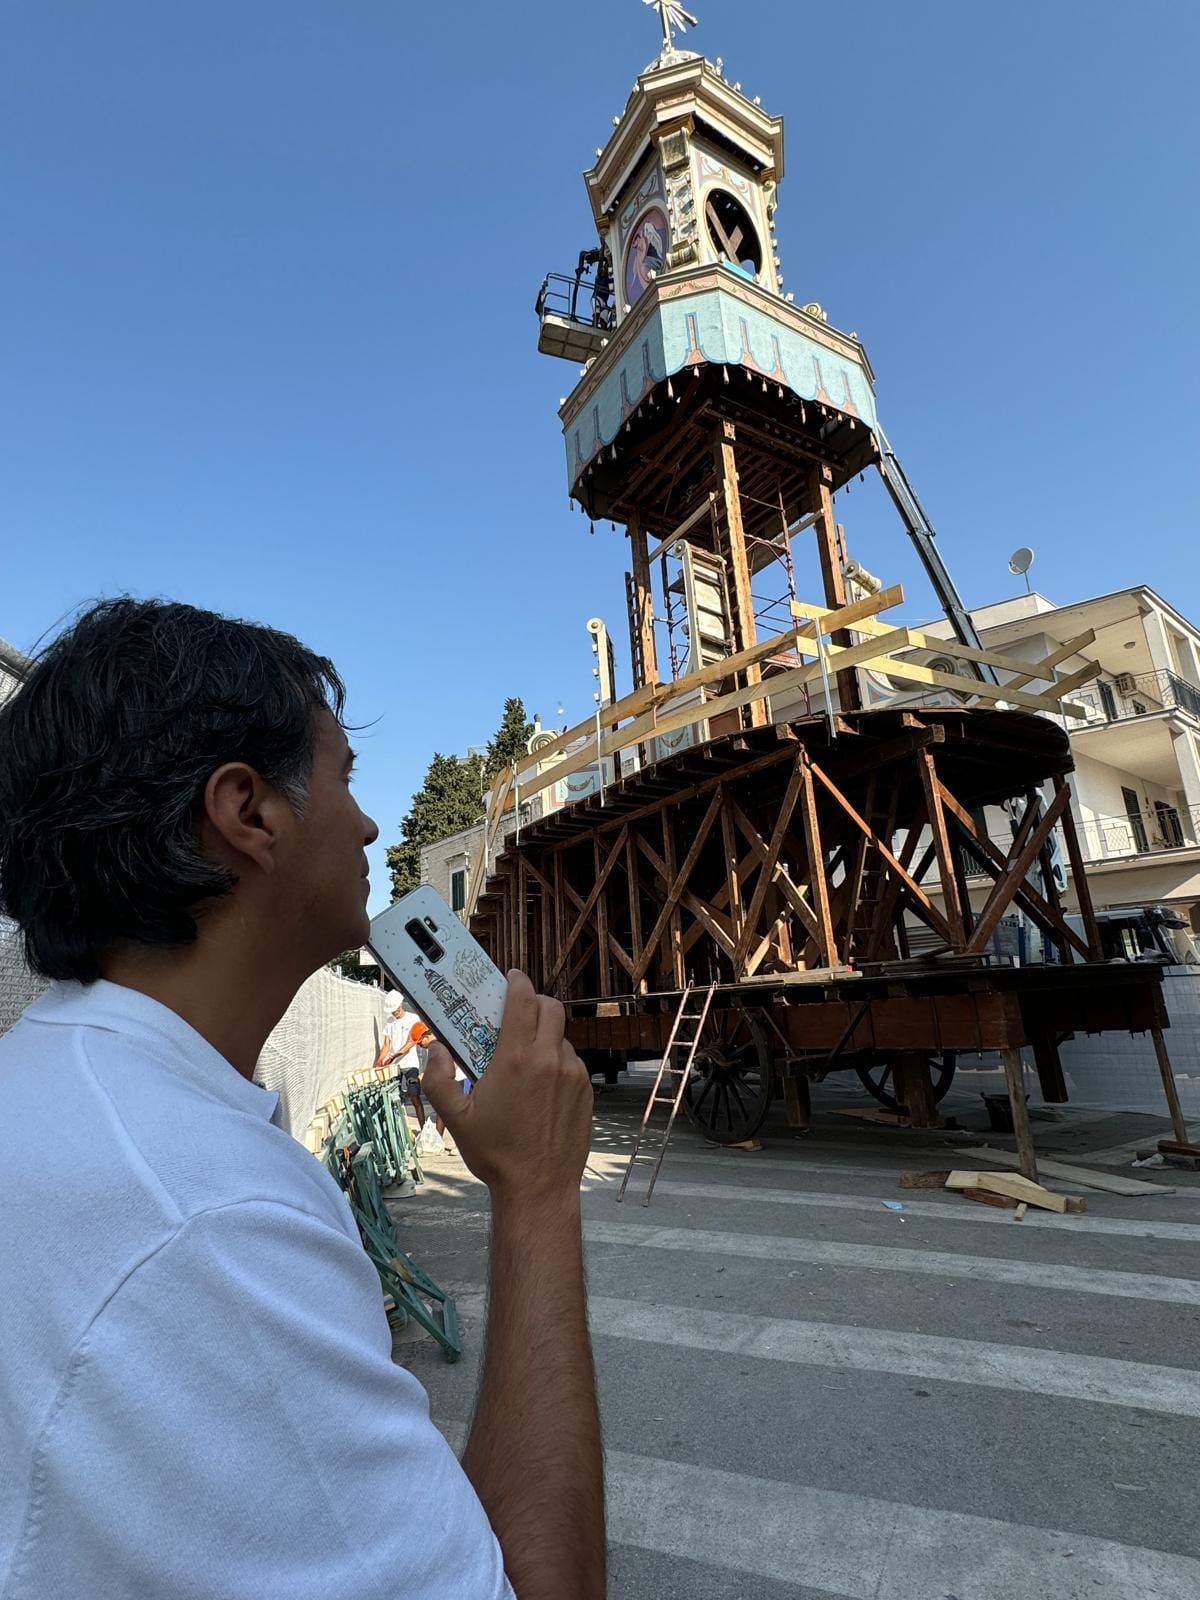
top-left (0, 598), bottom-right (604, 1600)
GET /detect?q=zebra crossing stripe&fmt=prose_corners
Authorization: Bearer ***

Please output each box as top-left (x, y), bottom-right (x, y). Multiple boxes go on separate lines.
top-left (582, 1217), bottom-right (1200, 1305)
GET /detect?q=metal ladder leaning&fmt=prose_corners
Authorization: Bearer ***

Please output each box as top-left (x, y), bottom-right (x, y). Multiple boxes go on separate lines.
top-left (617, 980), bottom-right (718, 1207)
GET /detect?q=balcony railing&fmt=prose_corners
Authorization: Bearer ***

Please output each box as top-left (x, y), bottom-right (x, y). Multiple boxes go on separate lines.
top-left (1073, 801), bottom-right (1200, 862)
top-left (958, 801), bottom-right (1200, 877)
top-left (1069, 668), bottom-right (1200, 727)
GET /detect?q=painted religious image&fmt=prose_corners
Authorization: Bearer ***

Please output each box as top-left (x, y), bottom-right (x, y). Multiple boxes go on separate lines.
top-left (625, 207), bottom-right (667, 305)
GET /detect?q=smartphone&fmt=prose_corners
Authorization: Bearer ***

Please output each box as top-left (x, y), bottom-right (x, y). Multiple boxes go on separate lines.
top-left (367, 886), bottom-right (507, 1082)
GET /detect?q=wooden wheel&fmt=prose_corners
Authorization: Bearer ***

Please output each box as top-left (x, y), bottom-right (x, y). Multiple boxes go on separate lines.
top-left (683, 1007), bottom-right (774, 1145)
top-left (856, 1053), bottom-right (957, 1112)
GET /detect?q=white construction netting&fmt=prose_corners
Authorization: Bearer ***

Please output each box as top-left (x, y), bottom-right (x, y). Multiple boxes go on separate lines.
top-left (253, 967), bottom-right (390, 1136)
top-left (0, 920), bottom-right (386, 1138)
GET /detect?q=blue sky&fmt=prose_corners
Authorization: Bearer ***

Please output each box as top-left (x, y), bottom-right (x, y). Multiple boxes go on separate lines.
top-left (2, 1), bottom-right (1197, 911)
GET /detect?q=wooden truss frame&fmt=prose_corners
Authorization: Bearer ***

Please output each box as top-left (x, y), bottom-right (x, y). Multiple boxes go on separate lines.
top-left (464, 586), bottom-right (1100, 919)
top-left (470, 712), bottom-right (1104, 999)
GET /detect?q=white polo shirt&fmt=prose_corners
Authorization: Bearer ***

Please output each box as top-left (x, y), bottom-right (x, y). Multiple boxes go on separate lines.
top-left (0, 980), bottom-right (512, 1600)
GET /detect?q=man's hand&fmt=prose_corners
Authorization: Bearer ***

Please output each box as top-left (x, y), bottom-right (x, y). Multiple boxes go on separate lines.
top-left (423, 970), bottom-right (592, 1205)
top-left (427, 972), bottom-right (606, 1597)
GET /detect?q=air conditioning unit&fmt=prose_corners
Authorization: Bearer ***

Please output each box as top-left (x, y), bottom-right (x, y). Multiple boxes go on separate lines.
top-left (1115, 672), bottom-right (1137, 694)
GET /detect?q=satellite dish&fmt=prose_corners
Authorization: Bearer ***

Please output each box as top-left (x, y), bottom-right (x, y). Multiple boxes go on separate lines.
top-left (1008, 546), bottom-right (1035, 577)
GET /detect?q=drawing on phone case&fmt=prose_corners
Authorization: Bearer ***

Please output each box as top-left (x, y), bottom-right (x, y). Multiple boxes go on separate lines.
top-left (418, 956), bottom-right (500, 1074)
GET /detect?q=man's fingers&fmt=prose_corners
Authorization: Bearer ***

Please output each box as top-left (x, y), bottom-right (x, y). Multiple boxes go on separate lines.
top-left (500, 970), bottom-right (539, 1047)
top-left (535, 993), bottom-right (567, 1046)
top-left (422, 1043), bottom-right (462, 1125)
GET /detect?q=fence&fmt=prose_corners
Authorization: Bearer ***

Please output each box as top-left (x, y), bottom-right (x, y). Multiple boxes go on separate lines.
top-left (1070, 668), bottom-right (1200, 727)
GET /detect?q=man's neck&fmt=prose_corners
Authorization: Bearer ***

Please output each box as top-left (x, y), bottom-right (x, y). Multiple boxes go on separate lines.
top-left (102, 926), bottom-right (308, 1080)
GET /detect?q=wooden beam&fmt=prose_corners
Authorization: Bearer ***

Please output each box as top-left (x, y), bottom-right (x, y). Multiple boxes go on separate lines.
top-left (1003, 630), bottom-right (1097, 693)
top-left (807, 761), bottom-right (954, 944)
top-left (1152, 1027), bottom-right (1191, 1148)
top-left (714, 420), bottom-right (764, 726)
top-left (964, 787), bottom-right (1071, 955)
top-left (834, 615), bottom-right (1090, 687)
top-left (721, 793), bottom-right (745, 952)
top-left (861, 655), bottom-right (1087, 719)
top-left (633, 791), bottom-right (723, 984)
top-left (645, 492), bottom-right (716, 564)
top-left (592, 836), bottom-right (611, 998)
top-left (660, 817), bottom-right (685, 986)
top-left (521, 631), bottom-right (918, 806)
top-left (1053, 775), bottom-right (1102, 960)
top-left (808, 464), bottom-right (861, 711)
top-left (547, 827), bottom-right (628, 987)
top-left (732, 752), bottom-right (808, 969)
top-left (502, 585), bottom-right (905, 797)
top-left (937, 782), bottom-right (1090, 960)
top-left (635, 830), bottom-right (737, 966)
top-left (918, 748), bottom-right (966, 949)
top-left (1000, 1048), bottom-right (1039, 1182)
top-left (830, 723), bottom-right (945, 784)
top-left (730, 801), bottom-right (820, 940)
top-left (628, 513), bottom-right (659, 689)
top-left (626, 833), bottom-right (646, 991)
top-left (798, 751), bottom-right (838, 966)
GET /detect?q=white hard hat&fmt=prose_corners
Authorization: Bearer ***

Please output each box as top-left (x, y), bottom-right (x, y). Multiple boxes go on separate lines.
top-left (383, 989), bottom-right (404, 1011)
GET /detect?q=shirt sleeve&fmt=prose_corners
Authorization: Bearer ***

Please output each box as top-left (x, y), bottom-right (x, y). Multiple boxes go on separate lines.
top-left (19, 1200), bottom-right (514, 1600)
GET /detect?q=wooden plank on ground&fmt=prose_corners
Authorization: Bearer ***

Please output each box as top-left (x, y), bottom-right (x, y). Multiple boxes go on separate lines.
top-left (944, 1170), bottom-right (1069, 1214)
top-left (954, 1145), bottom-right (1173, 1197)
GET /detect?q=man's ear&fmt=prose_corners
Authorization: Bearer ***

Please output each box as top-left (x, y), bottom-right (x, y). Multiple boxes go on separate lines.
top-left (201, 763), bottom-right (293, 874)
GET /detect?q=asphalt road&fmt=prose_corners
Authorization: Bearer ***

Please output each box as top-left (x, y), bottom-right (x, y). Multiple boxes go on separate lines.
top-left (389, 1073), bottom-right (1200, 1599)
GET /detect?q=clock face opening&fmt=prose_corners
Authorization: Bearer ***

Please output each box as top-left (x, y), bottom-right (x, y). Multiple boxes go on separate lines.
top-left (705, 189), bottom-right (762, 277)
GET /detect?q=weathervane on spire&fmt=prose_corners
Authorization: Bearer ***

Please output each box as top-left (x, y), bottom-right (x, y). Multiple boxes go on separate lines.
top-left (644, 0), bottom-right (699, 55)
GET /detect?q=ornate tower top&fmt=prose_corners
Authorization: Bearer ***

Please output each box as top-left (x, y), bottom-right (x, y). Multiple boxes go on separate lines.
top-left (645, 0), bottom-right (700, 59)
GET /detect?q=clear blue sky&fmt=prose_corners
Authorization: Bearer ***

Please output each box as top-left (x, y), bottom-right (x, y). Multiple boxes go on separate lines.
top-left (3, 1), bottom-right (1197, 911)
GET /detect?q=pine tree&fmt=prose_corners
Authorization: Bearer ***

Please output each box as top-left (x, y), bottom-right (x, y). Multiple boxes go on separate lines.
top-left (386, 750), bottom-right (485, 900)
top-left (485, 696), bottom-right (534, 781)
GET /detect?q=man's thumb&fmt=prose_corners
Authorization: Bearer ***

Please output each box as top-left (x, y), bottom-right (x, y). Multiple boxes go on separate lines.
top-left (421, 1043), bottom-right (462, 1124)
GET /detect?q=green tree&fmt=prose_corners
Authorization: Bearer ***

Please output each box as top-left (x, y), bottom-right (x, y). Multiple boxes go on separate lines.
top-left (485, 696), bottom-right (534, 781)
top-left (328, 948), bottom-right (379, 985)
top-left (386, 750), bottom-right (485, 901)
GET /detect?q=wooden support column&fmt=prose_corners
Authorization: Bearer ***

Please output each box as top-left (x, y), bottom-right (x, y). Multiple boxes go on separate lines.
top-left (918, 749), bottom-right (966, 949)
top-left (552, 854), bottom-right (567, 995)
top-left (661, 811), bottom-right (686, 988)
top-left (1000, 1048), bottom-right (1039, 1182)
top-left (893, 1054), bottom-right (938, 1129)
top-left (798, 751), bottom-right (838, 967)
top-left (1152, 1027), bottom-right (1191, 1148)
top-left (783, 1071), bottom-right (812, 1130)
top-left (593, 836), bottom-right (611, 999)
top-left (720, 792), bottom-right (745, 960)
top-left (1031, 1034), bottom-right (1069, 1104)
top-left (1053, 775), bottom-right (1103, 961)
top-left (809, 463), bottom-right (862, 712)
top-left (628, 513), bottom-right (659, 689)
top-left (517, 858), bottom-right (529, 974)
top-left (713, 420), bottom-right (766, 727)
top-left (626, 833), bottom-right (647, 995)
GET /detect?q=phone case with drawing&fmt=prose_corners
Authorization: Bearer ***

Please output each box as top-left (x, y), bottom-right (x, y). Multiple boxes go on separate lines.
top-left (368, 886), bottom-right (508, 1081)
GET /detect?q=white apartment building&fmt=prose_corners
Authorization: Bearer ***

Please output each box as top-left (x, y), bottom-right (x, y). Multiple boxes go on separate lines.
top-left (889, 586), bottom-right (1200, 936)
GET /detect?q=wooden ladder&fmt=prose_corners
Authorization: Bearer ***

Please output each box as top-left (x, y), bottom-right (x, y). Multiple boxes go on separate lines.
top-left (617, 981), bottom-right (718, 1207)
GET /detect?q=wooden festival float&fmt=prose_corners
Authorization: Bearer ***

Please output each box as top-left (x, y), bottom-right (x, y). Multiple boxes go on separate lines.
top-left (466, 8), bottom-right (1181, 1184)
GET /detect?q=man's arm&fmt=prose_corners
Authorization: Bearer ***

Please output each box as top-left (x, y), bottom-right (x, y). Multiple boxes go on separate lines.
top-left (424, 973), bottom-right (604, 1600)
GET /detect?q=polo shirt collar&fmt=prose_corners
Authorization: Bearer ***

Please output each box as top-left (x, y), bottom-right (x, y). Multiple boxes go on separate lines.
top-left (24, 979), bottom-right (280, 1122)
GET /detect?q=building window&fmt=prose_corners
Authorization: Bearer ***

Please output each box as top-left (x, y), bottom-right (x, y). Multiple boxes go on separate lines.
top-left (1155, 802), bottom-right (1184, 849)
top-left (450, 867), bottom-right (467, 914)
top-left (1098, 681), bottom-right (1117, 720)
top-left (1121, 786), bottom-right (1149, 854)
